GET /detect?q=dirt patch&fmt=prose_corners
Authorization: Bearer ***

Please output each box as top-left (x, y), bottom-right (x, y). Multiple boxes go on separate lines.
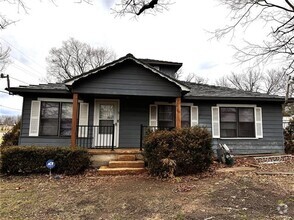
top-left (0, 159), bottom-right (293, 220)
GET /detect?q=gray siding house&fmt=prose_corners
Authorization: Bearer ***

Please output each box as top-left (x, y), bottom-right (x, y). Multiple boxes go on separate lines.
top-left (8, 54), bottom-right (285, 154)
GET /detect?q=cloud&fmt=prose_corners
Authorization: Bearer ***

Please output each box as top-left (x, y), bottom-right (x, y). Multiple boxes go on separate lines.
top-left (199, 62), bottom-right (218, 70)
top-left (101, 0), bottom-right (116, 9)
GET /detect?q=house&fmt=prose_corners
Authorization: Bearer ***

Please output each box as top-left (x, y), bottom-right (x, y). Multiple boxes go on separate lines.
top-left (7, 53), bottom-right (286, 155)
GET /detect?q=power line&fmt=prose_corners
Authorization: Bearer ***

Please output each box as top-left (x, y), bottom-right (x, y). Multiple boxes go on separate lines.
top-left (10, 76), bottom-right (30, 85)
top-left (11, 62), bottom-right (42, 78)
top-left (0, 37), bottom-right (46, 71)
top-left (10, 57), bottom-right (45, 78)
top-left (0, 105), bottom-right (21, 111)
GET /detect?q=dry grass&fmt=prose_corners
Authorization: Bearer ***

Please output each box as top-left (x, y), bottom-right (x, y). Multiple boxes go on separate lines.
top-left (0, 160), bottom-right (293, 220)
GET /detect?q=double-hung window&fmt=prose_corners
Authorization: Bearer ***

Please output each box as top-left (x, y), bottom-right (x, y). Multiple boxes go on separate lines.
top-left (156, 105), bottom-right (193, 128)
top-left (220, 107), bottom-right (255, 138)
top-left (158, 105), bottom-right (175, 128)
top-left (39, 102), bottom-right (73, 136)
top-left (29, 100), bottom-right (89, 137)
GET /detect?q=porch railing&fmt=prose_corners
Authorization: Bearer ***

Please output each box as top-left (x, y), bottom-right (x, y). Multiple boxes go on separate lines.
top-left (77, 124), bottom-right (115, 150)
top-left (140, 124), bottom-right (175, 151)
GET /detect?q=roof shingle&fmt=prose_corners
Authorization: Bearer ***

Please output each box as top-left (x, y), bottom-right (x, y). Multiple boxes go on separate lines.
top-left (183, 81), bottom-right (284, 101)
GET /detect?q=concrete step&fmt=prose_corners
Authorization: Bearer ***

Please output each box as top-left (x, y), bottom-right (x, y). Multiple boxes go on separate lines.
top-left (98, 166), bottom-right (147, 175)
top-left (109, 160), bottom-right (145, 168)
top-left (117, 154), bottom-right (136, 161)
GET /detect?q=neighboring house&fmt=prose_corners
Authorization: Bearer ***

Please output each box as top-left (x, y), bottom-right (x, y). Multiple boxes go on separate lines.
top-left (7, 54), bottom-right (286, 154)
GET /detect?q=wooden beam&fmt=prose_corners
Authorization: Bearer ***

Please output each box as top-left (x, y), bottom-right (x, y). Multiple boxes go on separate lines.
top-left (176, 97), bottom-right (181, 129)
top-left (71, 93), bottom-right (79, 149)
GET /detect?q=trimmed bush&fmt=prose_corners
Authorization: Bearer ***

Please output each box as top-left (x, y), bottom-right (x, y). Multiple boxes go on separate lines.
top-left (144, 126), bottom-right (213, 177)
top-left (0, 146), bottom-right (91, 175)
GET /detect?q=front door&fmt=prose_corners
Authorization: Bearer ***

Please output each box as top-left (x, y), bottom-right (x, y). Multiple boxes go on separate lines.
top-left (94, 100), bottom-right (119, 148)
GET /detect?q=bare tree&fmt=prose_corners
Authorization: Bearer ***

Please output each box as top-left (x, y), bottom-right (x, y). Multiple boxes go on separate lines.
top-left (0, 0), bottom-right (29, 30)
top-left (0, 43), bottom-right (11, 72)
top-left (0, 0), bottom-right (92, 30)
top-left (215, 70), bottom-right (290, 95)
top-left (112, 0), bottom-right (172, 16)
top-left (214, 0), bottom-right (294, 77)
top-left (184, 72), bottom-right (208, 84)
top-left (46, 38), bottom-right (116, 82)
top-left (263, 69), bottom-right (288, 95)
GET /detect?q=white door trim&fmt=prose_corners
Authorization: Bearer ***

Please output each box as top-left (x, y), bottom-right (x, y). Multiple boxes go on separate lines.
top-left (94, 99), bottom-right (120, 147)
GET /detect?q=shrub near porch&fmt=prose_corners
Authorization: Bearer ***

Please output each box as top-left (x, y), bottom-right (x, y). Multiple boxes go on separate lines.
top-left (144, 126), bottom-right (213, 177)
top-left (0, 146), bottom-right (91, 175)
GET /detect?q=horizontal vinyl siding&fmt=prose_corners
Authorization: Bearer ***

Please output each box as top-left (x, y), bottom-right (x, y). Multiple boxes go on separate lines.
top-left (119, 98), bottom-right (150, 147)
top-left (194, 102), bottom-right (284, 155)
top-left (19, 96), bottom-right (73, 147)
top-left (73, 61), bottom-right (181, 97)
top-left (19, 137), bottom-right (71, 147)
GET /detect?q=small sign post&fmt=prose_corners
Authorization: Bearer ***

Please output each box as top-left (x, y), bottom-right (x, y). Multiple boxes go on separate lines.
top-left (46, 159), bottom-right (55, 178)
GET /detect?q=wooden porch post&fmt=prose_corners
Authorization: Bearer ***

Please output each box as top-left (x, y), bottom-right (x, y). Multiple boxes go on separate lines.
top-left (71, 93), bottom-right (79, 149)
top-left (176, 97), bottom-right (181, 129)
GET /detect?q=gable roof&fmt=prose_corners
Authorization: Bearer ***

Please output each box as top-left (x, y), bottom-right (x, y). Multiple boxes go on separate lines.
top-left (183, 82), bottom-right (285, 102)
top-left (64, 53), bottom-right (190, 92)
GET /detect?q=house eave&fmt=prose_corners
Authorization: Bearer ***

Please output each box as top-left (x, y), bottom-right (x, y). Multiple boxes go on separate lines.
top-left (6, 88), bottom-right (70, 96)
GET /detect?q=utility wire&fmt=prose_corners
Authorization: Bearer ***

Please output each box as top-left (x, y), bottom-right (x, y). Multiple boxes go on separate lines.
top-left (0, 105), bottom-right (21, 111)
top-left (11, 62), bottom-right (42, 78)
top-left (10, 76), bottom-right (30, 85)
top-left (10, 57), bottom-right (45, 78)
top-left (0, 37), bottom-right (46, 71)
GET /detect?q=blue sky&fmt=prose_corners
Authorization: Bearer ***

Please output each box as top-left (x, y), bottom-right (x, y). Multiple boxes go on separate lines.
top-left (0, 0), bottom-right (268, 116)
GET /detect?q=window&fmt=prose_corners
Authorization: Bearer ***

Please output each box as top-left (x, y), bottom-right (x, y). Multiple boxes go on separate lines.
top-left (60, 103), bottom-right (73, 136)
top-left (220, 107), bottom-right (255, 138)
top-left (99, 104), bottom-right (114, 134)
top-left (39, 102), bottom-right (73, 136)
top-left (181, 106), bottom-right (190, 128)
top-left (157, 105), bottom-right (191, 128)
top-left (158, 105), bottom-right (175, 128)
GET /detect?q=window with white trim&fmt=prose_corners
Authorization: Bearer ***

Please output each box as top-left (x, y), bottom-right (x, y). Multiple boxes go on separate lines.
top-left (29, 100), bottom-right (89, 137)
top-left (220, 107), bottom-right (255, 138)
top-left (39, 102), bottom-right (73, 136)
top-left (154, 105), bottom-right (196, 128)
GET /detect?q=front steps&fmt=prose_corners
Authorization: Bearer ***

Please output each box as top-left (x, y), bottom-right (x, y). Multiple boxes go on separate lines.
top-left (98, 153), bottom-right (146, 175)
top-left (109, 160), bottom-right (145, 168)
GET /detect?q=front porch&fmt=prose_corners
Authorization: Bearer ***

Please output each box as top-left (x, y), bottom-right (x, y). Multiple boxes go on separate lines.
top-left (70, 94), bottom-right (184, 150)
